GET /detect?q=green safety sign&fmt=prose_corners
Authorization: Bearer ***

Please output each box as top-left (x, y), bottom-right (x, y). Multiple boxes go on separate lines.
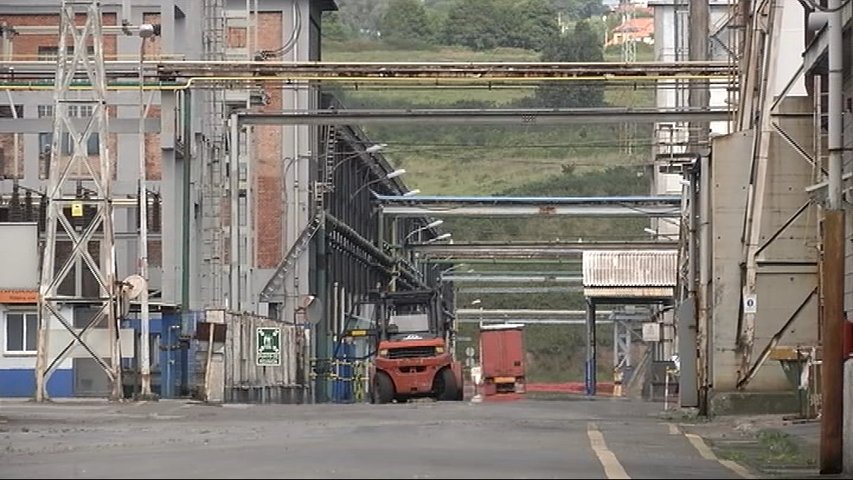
top-left (256, 327), bottom-right (281, 366)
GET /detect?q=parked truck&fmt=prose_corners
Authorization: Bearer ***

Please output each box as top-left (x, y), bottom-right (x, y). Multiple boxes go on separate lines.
top-left (342, 288), bottom-right (464, 404)
top-left (479, 323), bottom-right (526, 396)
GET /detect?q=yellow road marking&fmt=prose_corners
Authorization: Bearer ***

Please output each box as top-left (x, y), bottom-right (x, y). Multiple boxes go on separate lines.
top-left (685, 433), bottom-right (755, 478)
top-left (587, 422), bottom-right (630, 479)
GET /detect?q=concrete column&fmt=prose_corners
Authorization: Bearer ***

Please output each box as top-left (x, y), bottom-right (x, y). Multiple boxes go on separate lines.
top-left (160, 91), bottom-right (179, 305)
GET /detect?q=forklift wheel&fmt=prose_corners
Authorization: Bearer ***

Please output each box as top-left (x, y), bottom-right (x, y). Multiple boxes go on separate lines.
top-left (434, 368), bottom-right (459, 401)
top-left (372, 371), bottom-right (395, 404)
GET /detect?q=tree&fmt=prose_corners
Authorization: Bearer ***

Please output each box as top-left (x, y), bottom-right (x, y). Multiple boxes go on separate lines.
top-left (439, 0), bottom-right (560, 51)
top-left (549, 0), bottom-right (606, 21)
top-left (534, 20), bottom-right (605, 108)
top-left (380, 0), bottom-right (435, 44)
top-left (321, 11), bottom-right (350, 41)
top-left (508, 0), bottom-right (561, 51)
top-left (441, 0), bottom-right (510, 50)
top-left (335, 0), bottom-right (390, 37)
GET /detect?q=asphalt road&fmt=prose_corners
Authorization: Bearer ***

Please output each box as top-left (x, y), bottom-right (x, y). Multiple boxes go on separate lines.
top-left (0, 396), bottom-right (749, 479)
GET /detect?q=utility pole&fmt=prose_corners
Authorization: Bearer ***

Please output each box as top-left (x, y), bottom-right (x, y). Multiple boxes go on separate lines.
top-left (620, 0), bottom-right (637, 155)
top-left (820, 0), bottom-right (844, 473)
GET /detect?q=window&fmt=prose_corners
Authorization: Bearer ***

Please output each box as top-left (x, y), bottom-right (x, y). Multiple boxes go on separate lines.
top-left (37, 103), bottom-right (100, 177)
top-left (5, 312), bottom-right (38, 354)
top-left (0, 105), bottom-right (23, 118)
top-left (37, 105), bottom-right (53, 118)
top-left (38, 46), bottom-right (94, 61)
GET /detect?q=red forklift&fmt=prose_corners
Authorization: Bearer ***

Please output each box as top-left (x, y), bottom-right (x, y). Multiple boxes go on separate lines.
top-left (342, 289), bottom-right (464, 403)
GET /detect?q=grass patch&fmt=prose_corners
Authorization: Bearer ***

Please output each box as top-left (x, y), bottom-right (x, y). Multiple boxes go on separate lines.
top-left (755, 429), bottom-right (815, 467)
top-left (713, 429), bottom-right (817, 474)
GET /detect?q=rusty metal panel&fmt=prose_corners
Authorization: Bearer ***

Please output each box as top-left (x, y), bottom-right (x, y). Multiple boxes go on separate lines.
top-left (582, 250), bottom-right (678, 287)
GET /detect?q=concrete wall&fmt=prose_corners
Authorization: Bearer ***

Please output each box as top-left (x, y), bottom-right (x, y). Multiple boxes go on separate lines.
top-left (710, 129), bottom-right (751, 390)
top-left (710, 97), bottom-right (819, 394)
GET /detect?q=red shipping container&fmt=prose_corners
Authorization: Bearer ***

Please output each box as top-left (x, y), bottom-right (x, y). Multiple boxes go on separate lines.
top-left (479, 324), bottom-right (526, 395)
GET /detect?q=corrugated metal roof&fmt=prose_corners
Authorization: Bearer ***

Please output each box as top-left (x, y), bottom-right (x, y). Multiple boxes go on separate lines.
top-left (582, 250), bottom-right (678, 287)
top-left (584, 287), bottom-right (675, 298)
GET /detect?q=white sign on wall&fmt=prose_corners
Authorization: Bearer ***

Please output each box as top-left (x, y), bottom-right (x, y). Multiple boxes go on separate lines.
top-left (743, 294), bottom-right (758, 314)
top-left (642, 322), bottom-right (661, 342)
top-left (0, 223), bottom-right (38, 290)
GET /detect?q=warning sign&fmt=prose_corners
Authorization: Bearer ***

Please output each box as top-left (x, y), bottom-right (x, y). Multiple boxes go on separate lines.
top-left (256, 327), bottom-right (281, 367)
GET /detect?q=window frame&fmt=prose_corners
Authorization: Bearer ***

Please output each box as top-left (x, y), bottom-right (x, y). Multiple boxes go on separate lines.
top-left (4, 311), bottom-right (39, 356)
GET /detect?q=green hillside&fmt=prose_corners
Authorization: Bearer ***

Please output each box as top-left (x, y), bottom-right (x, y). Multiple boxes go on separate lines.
top-left (323, 40), bottom-right (656, 197)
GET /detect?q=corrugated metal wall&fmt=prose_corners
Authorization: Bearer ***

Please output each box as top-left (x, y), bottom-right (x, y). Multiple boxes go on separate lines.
top-left (194, 309), bottom-right (310, 404)
top-left (582, 250), bottom-right (678, 287)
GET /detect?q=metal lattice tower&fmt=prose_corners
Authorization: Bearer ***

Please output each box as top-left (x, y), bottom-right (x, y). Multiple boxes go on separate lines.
top-left (620, 0), bottom-right (637, 155)
top-left (201, 0), bottom-right (227, 308)
top-left (34, 0), bottom-right (121, 401)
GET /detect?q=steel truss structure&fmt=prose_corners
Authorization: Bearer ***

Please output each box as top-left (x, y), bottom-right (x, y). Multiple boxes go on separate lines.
top-left (34, 0), bottom-right (121, 401)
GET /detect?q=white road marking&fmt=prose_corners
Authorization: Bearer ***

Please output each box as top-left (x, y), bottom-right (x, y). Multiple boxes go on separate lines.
top-left (685, 433), bottom-right (755, 478)
top-left (666, 422), bottom-right (680, 435)
top-left (587, 422), bottom-right (631, 479)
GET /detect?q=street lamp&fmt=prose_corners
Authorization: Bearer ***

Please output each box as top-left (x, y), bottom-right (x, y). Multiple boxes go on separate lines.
top-left (424, 232), bottom-right (452, 244)
top-left (439, 263), bottom-right (468, 276)
top-left (137, 23), bottom-right (158, 399)
top-left (349, 168), bottom-right (406, 200)
top-left (404, 219), bottom-right (443, 242)
top-left (471, 299), bottom-right (484, 328)
top-left (645, 227), bottom-right (677, 240)
top-left (331, 143), bottom-right (386, 174)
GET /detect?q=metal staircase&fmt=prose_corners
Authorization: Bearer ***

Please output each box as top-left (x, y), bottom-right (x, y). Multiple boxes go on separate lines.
top-left (259, 213), bottom-right (324, 303)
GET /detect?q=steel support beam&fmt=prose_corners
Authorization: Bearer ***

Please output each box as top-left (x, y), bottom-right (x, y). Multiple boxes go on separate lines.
top-left (377, 195), bottom-right (681, 219)
top-left (739, 0), bottom-right (784, 380)
top-left (0, 118), bottom-right (160, 133)
top-left (456, 308), bottom-right (614, 317)
top-left (412, 241), bottom-right (680, 259)
top-left (458, 318), bottom-right (613, 325)
top-left (233, 108), bottom-right (730, 126)
top-left (586, 300), bottom-right (597, 396)
top-left (0, 60), bottom-right (737, 83)
top-left (442, 274), bottom-right (582, 283)
top-left (456, 286), bottom-right (583, 294)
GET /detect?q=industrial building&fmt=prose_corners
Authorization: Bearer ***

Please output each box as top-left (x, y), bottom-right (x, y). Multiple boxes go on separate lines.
top-left (0, 0), bottom-right (445, 400)
top-left (0, 3), bottom-right (849, 469)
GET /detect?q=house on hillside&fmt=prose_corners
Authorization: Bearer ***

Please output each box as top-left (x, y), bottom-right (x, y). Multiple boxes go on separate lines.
top-left (606, 17), bottom-right (654, 46)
